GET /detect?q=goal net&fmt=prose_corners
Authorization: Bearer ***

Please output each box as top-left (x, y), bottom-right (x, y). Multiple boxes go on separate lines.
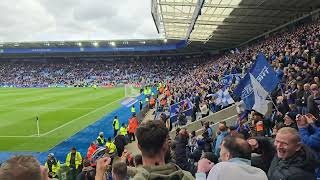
top-left (125, 84), bottom-right (141, 97)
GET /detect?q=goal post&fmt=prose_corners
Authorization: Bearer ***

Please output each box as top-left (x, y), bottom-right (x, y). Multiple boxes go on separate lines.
top-left (125, 84), bottom-right (141, 98)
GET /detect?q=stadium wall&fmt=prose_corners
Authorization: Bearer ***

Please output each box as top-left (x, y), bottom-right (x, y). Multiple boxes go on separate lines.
top-left (169, 105), bottom-right (237, 138)
top-left (0, 40), bottom-right (187, 54)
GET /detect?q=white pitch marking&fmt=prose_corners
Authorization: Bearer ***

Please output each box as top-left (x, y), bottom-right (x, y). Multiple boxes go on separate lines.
top-left (39, 98), bottom-right (122, 137)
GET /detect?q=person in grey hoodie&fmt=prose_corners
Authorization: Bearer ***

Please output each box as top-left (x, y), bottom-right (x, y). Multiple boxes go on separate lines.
top-left (196, 136), bottom-right (267, 180)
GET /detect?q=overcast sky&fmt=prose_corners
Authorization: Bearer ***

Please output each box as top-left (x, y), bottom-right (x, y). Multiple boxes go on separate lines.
top-left (0, 0), bottom-right (160, 42)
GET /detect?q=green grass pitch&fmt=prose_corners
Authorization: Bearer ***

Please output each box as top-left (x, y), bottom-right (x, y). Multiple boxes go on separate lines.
top-left (0, 87), bottom-right (124, 152)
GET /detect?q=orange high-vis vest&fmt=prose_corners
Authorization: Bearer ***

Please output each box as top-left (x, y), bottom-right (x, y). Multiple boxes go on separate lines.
top-left (128, 117), bottom-right (138, 133)
top-left (159, 87), bottom-right (165, 94)
top-left (256, 121), bottom-right (264, 132)
top-left (87, 145), bottom-right (97, 160)
top-left (161, 98), bottom-right (167, 106)
top-left (165, 90), bottom-right (171, 97)
top-left (150, 98), bottom-right (156, 106)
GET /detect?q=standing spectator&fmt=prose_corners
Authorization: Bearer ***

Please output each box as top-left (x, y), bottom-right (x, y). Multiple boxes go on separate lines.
top-left (247, 137), bottom-right (276, 173)
top-left (133, 154), bottom-right (143, 167)
top-left (252, 112), bottom-right (266, 137)
top-left (189, 137), bottom-right (205, 163)
top-left (114, 131), bottom-right (127, 157)
top-left (276, 96), bottom-right (289, 118)
top-left (128, 114), bottom-right (138, 142)
top-left (120, 123), bottom-right (129, 142)
top-left (296, 113), bottom-right (320, 178)
top-left (202, 131), bottom-right (213, 152)
top-left (112, 161), bottom-right (128, 180)
top-left (296, 83), bottom-right (305, 114)
top-left (307, 84), bottom-right (320, 119)
top-left (134, 121), bottom-right (194, 179)
top-left (214, 122), bottom-right (229, 157)
top-left (284, 112), bottom-right (298, 130)
top-left (96, 132), bottom-right (106, 147)
top-left (0, 155), bottom-right (49, 180)
top-left (45, 153), bottom-right (61, 179)
top-left (139, 100), bottom-right (143, 111)
top-left (302, 83), bottom-right (311, 114)
top-left (191, 103), bottom-right (197, 122)
top-left (204, 122), bottom-right (213, 137)
top-left (200, 102), bottom-right (209, 118)
top-left (196, 136), bottom-right (267, 180)
top-left (105, 137), bottom-right (117, 156)
top-left (66, 147), bottom-right (82, 180)
top-left (76, 159), bottom-right (95, 180)
top-left (113, 116), bottom-right (120, 137)
top-left (194, 93), bottom-right (201, 111)
top-left (175, 128), bottom-right (192, 172)
top-left (268, 127), bottom-right (319, 180)
top-left (189, 131), bottom-right (197, 152)
top-left (286, 81), bottom-right (297, 105)
top-left (86, 142), bottom-right (97, 161)
top-left (131, 105), bottom-right (136, 115)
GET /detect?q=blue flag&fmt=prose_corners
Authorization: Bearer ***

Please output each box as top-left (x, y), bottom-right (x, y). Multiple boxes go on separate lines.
top-left (234, 53), bottom-right (279, 110)
top-left (220, 74), bottom-right (241, 87)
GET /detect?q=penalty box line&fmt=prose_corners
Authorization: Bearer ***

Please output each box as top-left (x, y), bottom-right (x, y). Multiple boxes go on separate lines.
top-left (0, 98), bottom-right (123, 138)
top-left (39, 98), bottom-right (123, 137)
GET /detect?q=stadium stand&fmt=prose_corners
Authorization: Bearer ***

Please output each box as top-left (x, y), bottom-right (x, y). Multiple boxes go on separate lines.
top-left (1, 4), bottom-right (320, 180)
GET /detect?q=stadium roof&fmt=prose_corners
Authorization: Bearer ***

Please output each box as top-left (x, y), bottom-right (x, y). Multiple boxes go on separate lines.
top-left (152, 0), bottom-right (320, 49)
top-left (0, 39), bottom-right (171, 49)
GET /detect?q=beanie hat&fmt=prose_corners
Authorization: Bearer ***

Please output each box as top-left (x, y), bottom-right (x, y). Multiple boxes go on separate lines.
top-left (285, 112), bottom-right (297, 121)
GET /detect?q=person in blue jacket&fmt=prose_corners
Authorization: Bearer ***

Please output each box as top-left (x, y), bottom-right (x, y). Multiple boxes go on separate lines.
top-left (296, 113), bottom-right (320, 178)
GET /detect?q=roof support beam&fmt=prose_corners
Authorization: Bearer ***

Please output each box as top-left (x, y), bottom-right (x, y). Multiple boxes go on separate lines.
top-left (208, 38), bottom-right (244, 43)
top-left (166, 26), bottom-right (264, 34)
top-left (208, 36), bottom-right (249, 41)
top-left (185, 0), bottom-right (205, 40)
top-left (163, 18), bottom-right (276, 28)
top-left (162, 12), bottom-right (291, 20)
top-left (159, 2), bottom-right (310, 12)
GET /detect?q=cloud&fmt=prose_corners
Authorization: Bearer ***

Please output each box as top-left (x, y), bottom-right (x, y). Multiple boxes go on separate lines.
top-left (0, 0), bottom-right (159, 42)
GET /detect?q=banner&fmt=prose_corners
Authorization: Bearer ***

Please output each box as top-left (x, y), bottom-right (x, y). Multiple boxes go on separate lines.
top-left (250, 73), bottom-right (270, 115)
top-left (169, 99), bottom-right (192, 123)
top-left (234, 53), bottom-right (279, 111)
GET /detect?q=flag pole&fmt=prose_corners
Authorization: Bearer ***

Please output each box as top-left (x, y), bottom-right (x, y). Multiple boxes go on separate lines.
top-left (268, 94), bottom-right (279, 112)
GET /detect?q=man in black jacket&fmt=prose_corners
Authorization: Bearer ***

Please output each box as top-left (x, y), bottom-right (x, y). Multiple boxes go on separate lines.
top-left (268, 127), bottom-right (320, 180)
top-left (175, 128), bottom-right (192, 172)
top-left (307, 84), bottom-right (320, 119)
top-left (114, 131), bottom-right (127, 157)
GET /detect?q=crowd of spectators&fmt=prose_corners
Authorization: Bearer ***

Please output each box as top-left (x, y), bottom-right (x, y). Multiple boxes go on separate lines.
top-left (1, 17), bottom-right (320, 180)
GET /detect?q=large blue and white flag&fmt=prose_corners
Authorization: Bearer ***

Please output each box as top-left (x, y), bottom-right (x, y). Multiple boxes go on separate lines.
top-left (250, 73), bottom-right (270, 115)
top-left (234, 53), bottom-right (279, 112)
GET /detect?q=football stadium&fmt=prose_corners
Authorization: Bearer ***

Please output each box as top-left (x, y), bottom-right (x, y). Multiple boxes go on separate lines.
top-left (0, 0), bottom-right (320, 179)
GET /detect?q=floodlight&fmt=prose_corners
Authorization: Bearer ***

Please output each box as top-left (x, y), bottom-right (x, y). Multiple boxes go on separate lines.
top-left (110, 42), bottom-right (116, 46)
top-left (93, 42), bottom-right (99, 47)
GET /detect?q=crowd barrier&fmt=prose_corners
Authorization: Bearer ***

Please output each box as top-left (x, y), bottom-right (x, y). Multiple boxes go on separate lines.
top-left (169, 105), bottom-right (238, 138)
